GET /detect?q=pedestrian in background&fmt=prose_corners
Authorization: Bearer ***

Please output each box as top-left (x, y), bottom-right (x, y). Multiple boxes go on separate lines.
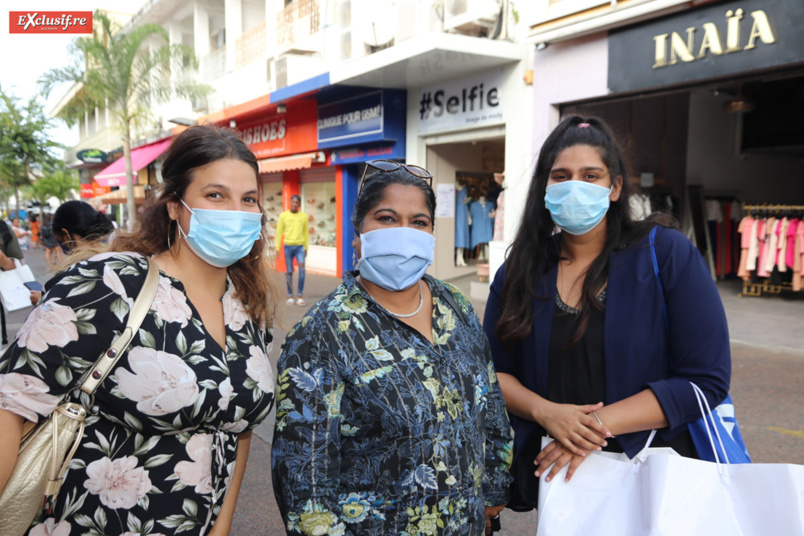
top-left (38, 213), bottom-right (63, 267)
top-left (275, 194), bottom-right (309, 306)
top-left (51, 200), bottom-right (114, 254)
top-left (29, 215), bottom-right (40, 249)
top-left (483, 115), bottom-right (730, 510)
top-left (11, 218), bottom-right (31, 250)
top-left (0, 125), bottom-right (280, 536)
top-left (273, 161), bottom-right (513, 535)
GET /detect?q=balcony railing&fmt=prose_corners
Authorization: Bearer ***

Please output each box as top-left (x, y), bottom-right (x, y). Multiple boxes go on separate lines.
top-left (277, 0), bottom-right (320, 49)
top-left (237, 21), bottom-right (267, 69)
top-left (201, 47), bottom-right (226, 81)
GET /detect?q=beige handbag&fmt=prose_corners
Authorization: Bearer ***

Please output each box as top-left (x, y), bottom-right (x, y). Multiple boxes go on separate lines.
top-left (0, 258), bottom-right (159, 536)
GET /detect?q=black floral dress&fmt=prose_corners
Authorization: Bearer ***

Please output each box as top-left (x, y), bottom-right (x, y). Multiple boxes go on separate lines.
top-left (272, 272), bottom-right (513, 535)
top-left (0, 253), bottom-right (275, 536)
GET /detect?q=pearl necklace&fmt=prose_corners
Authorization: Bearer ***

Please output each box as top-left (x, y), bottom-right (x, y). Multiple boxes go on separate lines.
top-left (372, 281), bottom-right (424, 318)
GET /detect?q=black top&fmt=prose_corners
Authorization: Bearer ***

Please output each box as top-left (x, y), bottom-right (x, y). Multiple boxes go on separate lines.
top-left (548, 289), bottom-right (697, 457)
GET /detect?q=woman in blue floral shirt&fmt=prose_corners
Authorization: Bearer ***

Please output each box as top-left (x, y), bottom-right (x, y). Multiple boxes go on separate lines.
top-left (272, 161), bottom-right (513, 535)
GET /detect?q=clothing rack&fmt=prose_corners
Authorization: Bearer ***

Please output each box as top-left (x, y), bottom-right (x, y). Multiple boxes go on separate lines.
top-left (738, 206), bottom-right (803, 298)
top-left (742, 204), bottom-right (804, 212)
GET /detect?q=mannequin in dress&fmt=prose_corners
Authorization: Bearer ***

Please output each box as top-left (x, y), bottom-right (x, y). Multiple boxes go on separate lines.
top-left (469, 195), bottom-right (495, 262)
top-left (455, 183), bottom-right (471, 266)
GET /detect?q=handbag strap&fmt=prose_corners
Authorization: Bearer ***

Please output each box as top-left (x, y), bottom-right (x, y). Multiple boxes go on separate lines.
top-left (79, 257), bottom-right (160, 395)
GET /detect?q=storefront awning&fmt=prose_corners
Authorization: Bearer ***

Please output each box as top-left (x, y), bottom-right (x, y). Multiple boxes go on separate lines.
top-left (94, 138), bottom-right (172, 187)
top-left (94, 185), bottom-right (147, 205)
top-left (258, 152), bottom-right (324, 174)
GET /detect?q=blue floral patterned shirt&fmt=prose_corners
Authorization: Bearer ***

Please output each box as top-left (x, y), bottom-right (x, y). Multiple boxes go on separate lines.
top-left (272, 272), bottom-right (513, 535)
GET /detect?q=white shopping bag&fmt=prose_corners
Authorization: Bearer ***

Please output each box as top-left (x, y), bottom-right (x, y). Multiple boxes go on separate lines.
top-left (536, 388), bottom-right (804, 536)
top-left (0, 262), bottom-right (37, 312)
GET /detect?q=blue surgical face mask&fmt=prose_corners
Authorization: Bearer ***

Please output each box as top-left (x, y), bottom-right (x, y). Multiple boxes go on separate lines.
top-left (357, 227), bottom-right (435, 291)
top-left (544, 181), bottom-right (613, 236)
top-left (179, 200), bottom-right (263, 268)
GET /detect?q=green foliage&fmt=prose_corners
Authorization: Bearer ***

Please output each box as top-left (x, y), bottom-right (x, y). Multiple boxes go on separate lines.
top-left (31, 169), bottom-right (80, 203)
top-left (39, 11), bottom-right (211, 226)
top-left (0, 86), bottom-right (63, 212)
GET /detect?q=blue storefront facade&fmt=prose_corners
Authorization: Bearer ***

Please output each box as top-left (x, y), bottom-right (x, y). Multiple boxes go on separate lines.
top-left (316, 87), bottom-right (407, 275)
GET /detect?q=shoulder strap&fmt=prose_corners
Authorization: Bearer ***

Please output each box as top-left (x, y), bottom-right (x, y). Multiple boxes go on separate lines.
top-left (80, 258), bottom-right (160, 395)
top-left (649, 226), bottom-right (672, 362)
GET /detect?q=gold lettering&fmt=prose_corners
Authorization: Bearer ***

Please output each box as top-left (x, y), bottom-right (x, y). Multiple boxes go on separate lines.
top-left (725, 8), bottom-right (744, 53)
top-left (744, 10), bottom-right (776, 50)
top-left (698, 23), bottom-right (724, 58)
top-left (653, 33), bottom-right (669, 68)
top-left (669, 30), bottom-right (695, 65)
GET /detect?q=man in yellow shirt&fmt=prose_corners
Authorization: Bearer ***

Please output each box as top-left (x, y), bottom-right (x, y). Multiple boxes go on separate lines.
top-left (275, 195), bottom-right (309, 306)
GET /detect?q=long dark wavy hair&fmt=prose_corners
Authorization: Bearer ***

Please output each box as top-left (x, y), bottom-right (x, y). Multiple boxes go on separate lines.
top-left (495, 115), bottom-right (671, 348)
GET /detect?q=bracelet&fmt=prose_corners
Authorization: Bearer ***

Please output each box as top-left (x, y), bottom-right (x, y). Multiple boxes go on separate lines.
top-left (592, 411), bottom-right (616, 438)
top-left (592, 411), bottom-right (603, 426)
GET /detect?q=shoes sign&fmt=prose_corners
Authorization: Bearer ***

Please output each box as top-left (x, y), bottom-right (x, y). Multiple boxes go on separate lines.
top-left (418, 70), bottom-right (505, 134)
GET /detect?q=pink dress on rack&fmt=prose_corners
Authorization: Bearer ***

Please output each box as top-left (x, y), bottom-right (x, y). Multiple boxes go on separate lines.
top-left (756, 219), bottom-right (769, 278)
top-left (745, 218), bottom-right (760, 272)
top-left (777, 218), bottom-right (790, 273)
top-left (785, 219), bottom-right (799, 269)
top-left (737, 216), bottom-right (753, 280)
top-left (793, 220), bottom-right (802, 292)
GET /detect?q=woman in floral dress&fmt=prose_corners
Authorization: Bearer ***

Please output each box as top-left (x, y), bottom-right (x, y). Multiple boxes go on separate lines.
top-left (0, 126), bottom-right (279, 536)
top-left (272, 162), bottom-right (513, 536)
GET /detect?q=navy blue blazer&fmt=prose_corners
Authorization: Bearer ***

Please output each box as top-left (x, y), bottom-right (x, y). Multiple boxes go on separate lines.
top-left (483, 226), bottom-right (731, 458)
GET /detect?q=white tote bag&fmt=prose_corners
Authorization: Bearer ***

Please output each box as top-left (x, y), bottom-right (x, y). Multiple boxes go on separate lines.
top-left (0, 261), bottom-right (37, 312)
top-left (537, 386), bottom-right (804, 536)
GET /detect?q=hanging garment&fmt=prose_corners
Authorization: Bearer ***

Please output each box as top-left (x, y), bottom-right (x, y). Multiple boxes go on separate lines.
top-left (737, 216), bottom-right (754, 281)
top-left (455, 187), bottom-right (471, 249)
top-left (469, 198), bottom-right (495, 249)
top-left (785, 219), bottom-right (799, 270)
top-left (756, 219), bottom-right (769, 278)
top-left (763, 218), bottom-right (778, 274)
top-left (793, 220), bottom-right (802, 292)
top-left (493, 191), bottom-right (505, 241)
top-left (778, 218), bottom-right (790, 273)
top-left (745, 218), bottom-right (760, 272)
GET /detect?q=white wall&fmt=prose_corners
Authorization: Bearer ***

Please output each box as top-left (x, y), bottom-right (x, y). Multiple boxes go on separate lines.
top-left (686, 91), bottom-right (804, 203)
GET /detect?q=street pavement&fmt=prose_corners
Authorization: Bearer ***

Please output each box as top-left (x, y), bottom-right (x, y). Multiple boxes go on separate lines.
top-left (3, 247), bottom-right (803, 535)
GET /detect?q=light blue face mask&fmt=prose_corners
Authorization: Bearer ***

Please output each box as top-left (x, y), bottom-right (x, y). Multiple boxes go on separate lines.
top-left (544, 181), bottom-right (613, 236)
top-left (179, 200), bottom-right (263, 268)
top-left (357, 227), bottom-right (435, 291)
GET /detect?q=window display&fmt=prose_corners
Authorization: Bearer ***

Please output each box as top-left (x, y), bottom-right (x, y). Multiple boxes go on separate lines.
top-left (302, 181), bottom-right (337, 248)
top-left (262, 181), bottom-right (284, 242)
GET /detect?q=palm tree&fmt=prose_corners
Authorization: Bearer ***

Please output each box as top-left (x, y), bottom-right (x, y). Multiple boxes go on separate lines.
top-left (40, 11), bottom-right (210, 229)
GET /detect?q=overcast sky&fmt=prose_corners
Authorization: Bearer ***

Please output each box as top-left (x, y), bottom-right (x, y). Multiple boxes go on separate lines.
top-left (0, 1), bottom-right (146, 148)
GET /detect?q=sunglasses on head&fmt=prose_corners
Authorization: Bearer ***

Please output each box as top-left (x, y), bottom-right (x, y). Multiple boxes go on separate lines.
top-left (358, 160), bottom-right (433, 195)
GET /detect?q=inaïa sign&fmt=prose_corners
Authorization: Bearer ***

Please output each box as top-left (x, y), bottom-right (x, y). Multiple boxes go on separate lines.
top-left (653, 9), bottom-right (776, 69)
top-left (9, 12), bottom-right (92, 34)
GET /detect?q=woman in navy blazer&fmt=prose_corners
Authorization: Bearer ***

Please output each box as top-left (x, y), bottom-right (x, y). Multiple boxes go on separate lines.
top-left (483, 116), bottom-right (730, 509)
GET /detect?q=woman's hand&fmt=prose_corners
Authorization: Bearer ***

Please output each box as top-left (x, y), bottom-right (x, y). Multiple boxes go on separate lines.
top-left (485, 504), bottom-right (505, 535)
top-left (30, 290), bottom-right (42, 306)
top-left (538, 401), bottom-right (610, 455)
top-left (534, 440), bottom-right (588, 483)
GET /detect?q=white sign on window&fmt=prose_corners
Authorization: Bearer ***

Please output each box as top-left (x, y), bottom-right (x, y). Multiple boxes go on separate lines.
top-left (436, 184), bottom-right (455, 218)
top-left (418, 70), bottom-right (505, 133)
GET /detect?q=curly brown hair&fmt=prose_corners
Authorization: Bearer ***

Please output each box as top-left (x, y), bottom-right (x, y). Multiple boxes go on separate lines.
top-left (69, 125), bottom-right (280, 328)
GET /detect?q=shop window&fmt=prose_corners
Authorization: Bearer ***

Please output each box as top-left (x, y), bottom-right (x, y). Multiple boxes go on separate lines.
top-left (301, 181), bottom-right (336, 248)
top-left (262, 181), bottom-right (283, 243)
